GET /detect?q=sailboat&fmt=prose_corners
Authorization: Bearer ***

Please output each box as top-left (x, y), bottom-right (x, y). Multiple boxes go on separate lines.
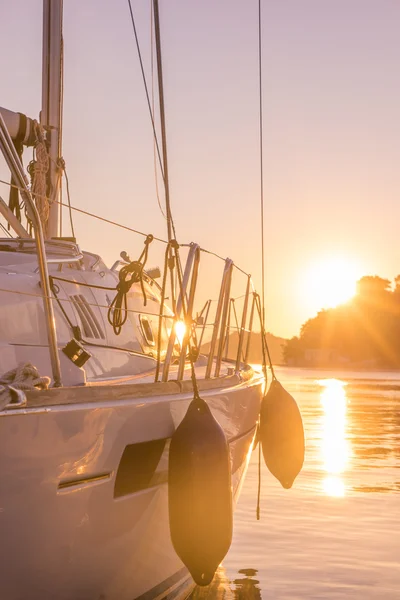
top-left (0, 2), bottom-right (265, 599)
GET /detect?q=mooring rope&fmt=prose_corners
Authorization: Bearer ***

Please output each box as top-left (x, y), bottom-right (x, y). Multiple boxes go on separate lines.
top-left (0, 363), bottom-right (50, 410)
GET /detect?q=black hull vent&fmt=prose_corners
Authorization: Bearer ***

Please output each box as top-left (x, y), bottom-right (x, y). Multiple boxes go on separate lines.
top-left (70, 294), bottom-right (105, 339)
top-left (114, 438), bottom-right (167, 498)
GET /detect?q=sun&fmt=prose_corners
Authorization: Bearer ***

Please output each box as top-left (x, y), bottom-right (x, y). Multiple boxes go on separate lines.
top-left (304, 257), bottom-right (359, 311)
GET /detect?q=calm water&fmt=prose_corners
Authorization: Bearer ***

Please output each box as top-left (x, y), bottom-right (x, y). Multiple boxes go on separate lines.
top-left (192, 367), bottom-right (400, 599)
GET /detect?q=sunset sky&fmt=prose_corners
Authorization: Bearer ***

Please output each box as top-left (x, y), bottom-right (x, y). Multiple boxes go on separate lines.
top-left (1, 0), bottom-right (400, 338)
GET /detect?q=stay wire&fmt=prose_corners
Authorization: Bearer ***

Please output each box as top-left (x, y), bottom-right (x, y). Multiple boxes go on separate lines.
top-left (196, 299), bottom-right (212, 351)
top-left (0, 177), bottom-right (170, 244)
top-left (0, 283), bottom-right (173, 321)
top-left (257, 1), bottom-right (268, 521)
top-left (0, 221), bottom-right (12, 237)
top-left (258, 0), bottom-right (266, 326)
top-left (64, 165), bottom-right (75, 238)
top-left (231, 299), bottom-right (240, 335)
top-left (41, 277), bottom-right (173, 359)
top-left (0, 176), bottom-right (256, 316)
top-left (0, 177), bottom-right (257, 281)
top-left (257, 1), bottom-right (275, 381)
top-left (126, 0), bottom-right (165, 184)
top-left (255, 292), bottom-right (276, 380)
top-left (59, 159), bottom-right (75, 238)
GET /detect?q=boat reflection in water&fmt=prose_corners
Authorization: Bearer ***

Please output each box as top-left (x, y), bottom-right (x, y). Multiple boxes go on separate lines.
top-left (190, 567), bottom-right (261, 600)
top-left (318, 378), bottom-right (350, 497)
top-left (231, 569), bottom-right (262, 599)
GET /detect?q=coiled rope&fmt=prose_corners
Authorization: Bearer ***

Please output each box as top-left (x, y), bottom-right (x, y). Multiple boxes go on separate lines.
top-left (107, 234), bottom-right (154, 335)
top-left (0, 363), bottom-right (50, 410)
top-left (27, 122), bottom-right (50, 236)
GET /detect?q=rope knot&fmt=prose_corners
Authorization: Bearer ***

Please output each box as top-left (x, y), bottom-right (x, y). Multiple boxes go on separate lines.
top-left (0, 363), bottom-right (50, 410)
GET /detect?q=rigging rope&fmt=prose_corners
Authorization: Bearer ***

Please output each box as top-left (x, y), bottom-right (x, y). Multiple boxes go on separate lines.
top-left (58, 157), bottom-right (75, 238)
top-left (126, 0), bottom-right (165, 184)
top-left (258, 0), bottom-right (266, 344)
top-left (257, 0), bottom-right (265, 523)
top-left (27, 122), bottom-right (50, 236)
top-left (0, 177), bottom-right (169, 243)
top-left (256, 0), bottom-right (277, 521)
top-left (256, 1), bottom-right (274, 380)
top-left (0, 177), bottom-right (253, 280)
top-left (7, 112), bottom-right (27, 226)
top-left (254, 293), bottom-right (276, 380)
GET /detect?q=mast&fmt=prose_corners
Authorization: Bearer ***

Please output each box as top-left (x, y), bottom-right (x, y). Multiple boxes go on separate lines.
top-left (41, 0), bottom-right (63, 239)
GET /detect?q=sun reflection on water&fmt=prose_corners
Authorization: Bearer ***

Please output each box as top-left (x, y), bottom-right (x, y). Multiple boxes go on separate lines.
top-left (318, 378), bottom-right (349, 497)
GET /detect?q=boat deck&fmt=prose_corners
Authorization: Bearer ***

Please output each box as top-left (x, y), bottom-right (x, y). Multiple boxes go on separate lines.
top-left (23, 358), bottom-right (262, 408)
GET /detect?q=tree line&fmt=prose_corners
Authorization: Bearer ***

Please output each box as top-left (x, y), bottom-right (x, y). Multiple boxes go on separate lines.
top-left (284, 276), bottom-right (400, 368)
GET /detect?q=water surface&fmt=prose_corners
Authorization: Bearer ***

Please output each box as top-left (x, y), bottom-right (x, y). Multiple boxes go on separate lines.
top-left (193, 367), bottom-right (400, 599)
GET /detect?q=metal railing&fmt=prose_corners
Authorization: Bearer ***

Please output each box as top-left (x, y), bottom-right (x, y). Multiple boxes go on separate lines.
top-left (236, 275), bottom-right (251, 372)
top-left (177, 245), bottom-right (200, 381)
top-left (205, 259), bottom-right (233, 378)
top-left (162, 243), bottom-right (200, 382)
top-left (156, 249), bottom-right (256, 382)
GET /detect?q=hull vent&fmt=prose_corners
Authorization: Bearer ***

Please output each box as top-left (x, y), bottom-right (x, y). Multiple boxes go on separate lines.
top-left (70, 294), bottom-right (105, 339)
top-left (114, 438), bottom-right (167, 497)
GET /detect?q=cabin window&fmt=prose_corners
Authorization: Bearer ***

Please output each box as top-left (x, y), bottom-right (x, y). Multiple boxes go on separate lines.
top-left (139, 315), bottom-right (155, 346)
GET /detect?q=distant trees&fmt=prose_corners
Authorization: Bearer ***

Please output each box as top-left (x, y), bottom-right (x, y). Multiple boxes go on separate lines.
top-left (284, 275), bottom-right (400, 368)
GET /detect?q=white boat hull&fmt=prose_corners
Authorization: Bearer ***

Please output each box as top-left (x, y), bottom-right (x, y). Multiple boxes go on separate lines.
top-left (0, 372), bottom-right (262, 599)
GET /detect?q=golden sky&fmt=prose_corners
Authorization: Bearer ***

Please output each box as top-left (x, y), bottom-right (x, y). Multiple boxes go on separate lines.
top-left (1, 0), bottom-right (400, 338)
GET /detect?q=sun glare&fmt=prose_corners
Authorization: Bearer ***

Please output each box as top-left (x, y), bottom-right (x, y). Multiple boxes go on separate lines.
top-left (304, 257), bottom-right (359, 311)
top-left (174, 320), bottom-right (186, 347)
top-left (318, 378), bottom-right (349, 497)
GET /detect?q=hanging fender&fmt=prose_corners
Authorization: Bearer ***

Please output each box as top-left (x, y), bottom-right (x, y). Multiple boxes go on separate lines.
top-left (260, 379), bottom-right (305, 489)
top-left (168, 395), bottom-right (233, 586)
